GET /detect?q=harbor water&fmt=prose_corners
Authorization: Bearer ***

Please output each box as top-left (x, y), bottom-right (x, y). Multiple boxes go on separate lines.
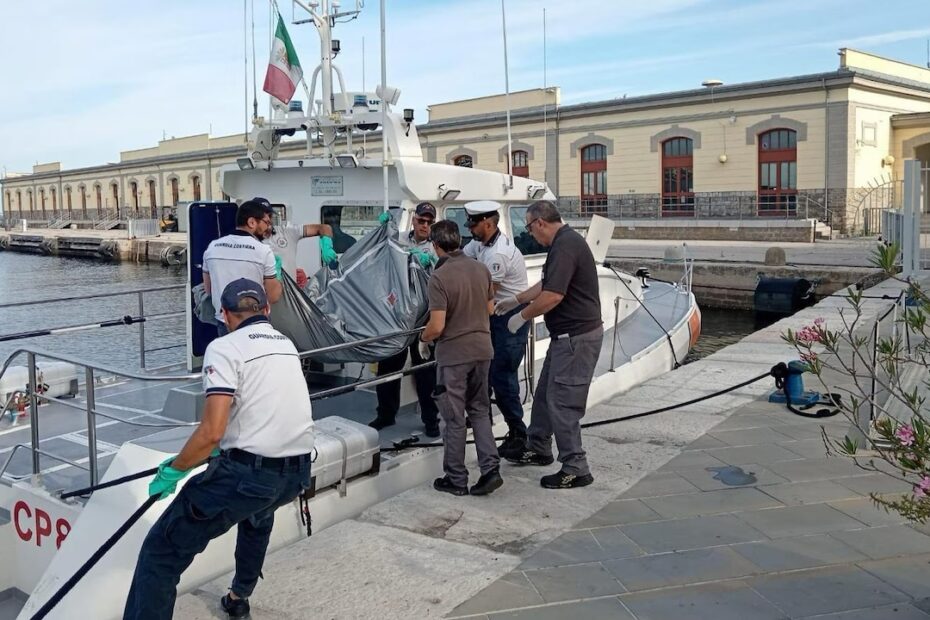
top-left (0, 253), bottom-right (752, 371)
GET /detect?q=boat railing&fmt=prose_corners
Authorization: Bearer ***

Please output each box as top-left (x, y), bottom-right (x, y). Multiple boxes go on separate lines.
top-left (0, 346), bottom-right (200, 490)
top-left (0, 284), bottom-right (187, 369)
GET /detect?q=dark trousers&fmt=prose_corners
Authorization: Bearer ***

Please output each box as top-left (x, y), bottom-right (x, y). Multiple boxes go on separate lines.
top-left (437, 360), bottom-right (499, 486)
top-left (123, 454), bottom-right (310, 620)
top-left (374, 342), bottom-right (438, 427)
top-left (527, 326), bottom-right (603, 476)
top-left (489, 308), bottom-right (530, 435)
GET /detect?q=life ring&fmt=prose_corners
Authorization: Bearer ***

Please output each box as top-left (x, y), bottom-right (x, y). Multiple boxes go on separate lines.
top-left (0, 236), bottom-right (10, 250)
top-left (96, 241), bottom-right (120, 261)
top-left (160, 245), bottom-right (187, 267)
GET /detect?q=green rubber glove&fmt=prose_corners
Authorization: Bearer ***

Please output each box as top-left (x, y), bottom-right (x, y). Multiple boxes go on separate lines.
top-left (148, 456), bottom-right (191, 500)
top-left (320, 236), bottom-right (338, 267)
top-left (273, 254), bottom-right (283, 280)
top-left (378, 211), bottom-right (392, 224)
top-left (409, 249), bottom-right (434, 268)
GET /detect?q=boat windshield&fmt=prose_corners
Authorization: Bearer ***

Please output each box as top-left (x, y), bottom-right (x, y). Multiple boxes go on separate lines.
top-left (321, 204), bottom-right (396, 254)
top-left (442, 207), bottom-right (474, 248)
top-left (509, 205), bottom-right (548, 256)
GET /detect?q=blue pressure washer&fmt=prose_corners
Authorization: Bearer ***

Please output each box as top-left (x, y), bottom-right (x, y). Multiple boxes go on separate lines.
top-left (769, 361), bottom-right (841, 418)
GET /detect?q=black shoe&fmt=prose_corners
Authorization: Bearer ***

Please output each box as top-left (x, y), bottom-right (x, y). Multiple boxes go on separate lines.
top-left (368, 417), bottom-right (395, 431)
top-left (502, 448), bottom-right (554, 466)
top-left (433, 476), bottom-right (468, 496)
top-left (540, 470), bottom-right (594, 489)
top-left (424, 424), bottom-right (441, 438)
top-left (469, 468), bottom-right (503, 496)
top-left (221, 593), bottom-right (251, 619)
top-left (498, 431), bottom-right (526, 455)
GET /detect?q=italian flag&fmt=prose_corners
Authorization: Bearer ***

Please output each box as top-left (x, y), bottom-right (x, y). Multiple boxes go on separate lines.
top-left (263, 14), bottom-right (303, 105)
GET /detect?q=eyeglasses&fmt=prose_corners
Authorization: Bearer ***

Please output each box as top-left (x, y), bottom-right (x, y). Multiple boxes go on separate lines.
top-left (525, 217), bottom-right (540, 231)
top-left (259, 217), bottom-right (272, 226)
top-left (414, 216), bottom-right (434, 225)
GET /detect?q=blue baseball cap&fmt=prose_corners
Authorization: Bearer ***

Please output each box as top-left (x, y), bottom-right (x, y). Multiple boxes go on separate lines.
top-left (220, 278), bottom-right (268, 311)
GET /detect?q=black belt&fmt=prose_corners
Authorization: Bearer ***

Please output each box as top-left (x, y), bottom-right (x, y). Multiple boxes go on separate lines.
top-left (225, 448), bottom-right (311, 471)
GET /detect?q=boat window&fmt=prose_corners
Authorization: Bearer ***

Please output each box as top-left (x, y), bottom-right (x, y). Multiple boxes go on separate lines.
top-left (321, 205), bottom-right (395, 254)
top-left (442, 207), bottom-right (473, 248)
top-left (509, 205), bottom-right (547, 256)
top-left (269, 204), bottom-right (287, 227)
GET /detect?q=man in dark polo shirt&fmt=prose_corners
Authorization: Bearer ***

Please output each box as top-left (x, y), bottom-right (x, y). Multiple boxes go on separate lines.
top-left (494, 201), bottom-right (603, 489)
top-left (420, 220), bottom-right (503, 497)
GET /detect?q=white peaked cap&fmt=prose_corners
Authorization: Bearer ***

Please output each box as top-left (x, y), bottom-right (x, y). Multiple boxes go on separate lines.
top-left (463, 200), bottom-right (501, 216)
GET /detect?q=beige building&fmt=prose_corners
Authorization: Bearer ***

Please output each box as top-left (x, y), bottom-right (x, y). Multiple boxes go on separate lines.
top-left (3, 48), bottom-right (930, 232)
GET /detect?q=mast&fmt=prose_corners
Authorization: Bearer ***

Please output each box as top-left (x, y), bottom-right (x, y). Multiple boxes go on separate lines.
top-left (318, 0), bottom-right (335, 157)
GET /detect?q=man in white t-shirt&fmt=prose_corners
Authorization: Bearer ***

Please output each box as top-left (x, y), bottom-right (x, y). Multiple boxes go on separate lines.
top-left (266, 215), bottom-right (338, 289)
top-left (125, 278), bottom-right (314, 620)
top-left (463, 200), bottom-right (530, 455)
top-left (202, 199), bottom-right (283, 335)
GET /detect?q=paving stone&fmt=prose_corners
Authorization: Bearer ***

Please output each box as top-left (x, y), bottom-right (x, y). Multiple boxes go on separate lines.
top-left (773, 423), bottom-right (846, 441)
top-left (708, 426), bottom-right (794, 446)
top-left (736, 504), bottom-right (865, 539)
top-left (449, 571), bottom-right (544, 617)
top-left (798, 604), bottom-right (930, 619)
top-left (642, 487), bottom-right (783, 519)
top-left (519, 527), bottom-right (642, 569)
top-left (828, 499), bottom-right (908, 527)
top-left (522, 563), bottom-right (626, 603)
top-left (858, 554), bottom-right (930, 599)
top-left (761, 480), bottom-right (863, 506)
top-left (486, 597), bottom-right (635, 620)
top-left (767, 457), bottom-right (868, 483)
top-left (705, 443), bottom-right (804, 466)
top-left (830, 525), bottom-right (930, 560)
top-left (731, 533), bottom-right (868, 571)
top-left (778, 438), bottom-right (835, 459)
top-left (658, 450), bottom-right (728, 472)
top-left (603, 547), bottom-right (759, 592)
top-left (836, 472), bottom-right (914, 496)
top-left (677, 463), bottom-right (790, 491)
top-left (749, 565), bottom-right (910, 617)
top-left (620, 472), bottom-right (700, 499)
top-left (620, 580), bottom-right (787, 620)
top-left (682, 434), bottom-right (729, 450)
top-left (620, 514), bottom-right (767, 553)
top-left (573, 499), bottom-right (663, 529)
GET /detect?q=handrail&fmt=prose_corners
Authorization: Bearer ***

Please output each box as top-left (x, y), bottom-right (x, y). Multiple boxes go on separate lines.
top-left (40, 393), bottom-right (198, 428)
top-left (0, 444), bottom-right (90, 482)
top-left (296, 326), bottom-right (425, 359)
top-left (0, 284), bottom-right (184, 309)
top-left (0, 347), bottom-right (199, 382)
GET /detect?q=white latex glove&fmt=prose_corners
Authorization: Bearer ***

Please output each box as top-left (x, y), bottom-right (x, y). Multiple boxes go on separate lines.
top-left (418, 339), bottom-right (432, 360)
top-left (494, 295), bottom-right (520, 316)
top-left (507, 312), bottom-right (527, 334)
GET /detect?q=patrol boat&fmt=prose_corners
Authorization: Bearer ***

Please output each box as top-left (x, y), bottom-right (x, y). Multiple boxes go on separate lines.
top-left (0, 2), bottom-right (700, 617)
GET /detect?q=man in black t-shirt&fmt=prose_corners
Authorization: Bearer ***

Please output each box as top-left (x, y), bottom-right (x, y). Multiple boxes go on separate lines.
top-left (493, 201), bottom-right (603, 489)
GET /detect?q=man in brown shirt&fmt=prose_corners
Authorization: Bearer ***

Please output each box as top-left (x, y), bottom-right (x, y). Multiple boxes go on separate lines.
top-left (421, 220), bottom-right (503, 497)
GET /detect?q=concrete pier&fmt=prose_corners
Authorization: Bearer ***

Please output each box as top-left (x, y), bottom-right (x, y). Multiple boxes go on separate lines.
top-left (173, 273), bottom-right (927, 619)
top-left (0, 228), bottom-right (186, 264)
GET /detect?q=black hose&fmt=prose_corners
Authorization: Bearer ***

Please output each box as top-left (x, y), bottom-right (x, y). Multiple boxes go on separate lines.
top-left (59, 467), bottom-right (157, 500)
top-left (30, 495), bottom-right (159, 620)
top-left (770, 362), bottom-right (840, 419)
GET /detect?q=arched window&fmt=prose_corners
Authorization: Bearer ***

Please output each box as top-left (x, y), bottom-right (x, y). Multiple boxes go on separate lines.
top-left (65, 187), bottom-right (72, 216)
top-left (16, 190), bottom-right (22, 214)
top-left (40, 188), bottom-right (46, 215)
top-left (510, 150), bottom-right (529, 178)
top-left (95, 184), bottom-right (102, 210)
top-left (758, 129), bottom-right (797, 215)
top-left (170, 178), bottom-right (179, 206)
top-left (192, 175), bottom-right (201, 201)
top-left (453, 155), bottom-right (473, 168)
top-left (28, 190), bottom-right (33, 212)
top-left (148, 180), bottom-right (157, 211)
top-left (661, 137), bottom-right (694, 216)
top-left (580, 144), bottom-right (607, 210)
top-left (130, 182), bottom-right (139, 212)
top-left (110, 183), bottom-right (119, 214)
top-left (50, 187), bottom-right (57, 214)
top-left (4, 192), bottom-right (9, 214)
top-left (80, 186), bottom-right (87, 217)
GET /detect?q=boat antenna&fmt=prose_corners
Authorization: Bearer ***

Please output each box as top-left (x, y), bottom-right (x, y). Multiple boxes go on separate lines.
top-left (243, 0), bottom-right (249, 141)
top-left (542, 6), bottom-right (547, 187)
top-left (362, 35), bottom-right (367, 154)
top-left (251, 0), bottom-right (259, 120)
top-left (501, 0), bottom-right (513, 190)
top-left (380, 0), bottom-right (389, 214)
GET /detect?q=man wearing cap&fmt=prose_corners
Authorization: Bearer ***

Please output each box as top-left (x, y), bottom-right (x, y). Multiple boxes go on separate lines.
top-left (124, 278), bottom-right (314, 620)
top-left (369, 202), bottom-right (440, 436)
top-left (495, 201), bottom-right (603, 490)
top-left (264, 205), bottom-right (339, 289)
top-left (420, 220), bottom-right (502, 496)
top-left (203, 199), bottom-right (283, 336)
top-left (463, 201), bottom-right (530, 455)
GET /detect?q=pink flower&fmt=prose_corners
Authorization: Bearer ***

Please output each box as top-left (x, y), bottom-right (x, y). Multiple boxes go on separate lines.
top-left (914, 475), bottom-right (930, 498)
top-left (800, 352), bottom-right (818, 363)
top-left (813, 317), bottom-right (825, 326)
top-left (896, 424), bottom-right (916, 447)
top-left (796, 325), bottom-right (822, 344)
